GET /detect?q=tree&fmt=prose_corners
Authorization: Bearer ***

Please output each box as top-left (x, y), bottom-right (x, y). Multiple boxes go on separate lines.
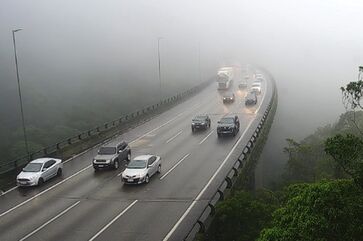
top-left (201, 191), bottom-right (277, 241)
top-left (258, 180), bottom-right (363, 241)
top-left (325, 134), bottom-right (363, 188)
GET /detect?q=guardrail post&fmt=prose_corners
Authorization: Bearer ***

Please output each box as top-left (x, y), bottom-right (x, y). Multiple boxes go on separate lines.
top-left (232, 167), bottom-right (238, 176)
top-left (225, 176), bottom-right (232, 189)
top-left (104, 123), bottom-right (108, 129)
top-left (78, 134), bottom-right (82, 140)
top-left (208, 203), bottom-right (216, 216)
top-left (197, 220), bottom-right (206, 233)
top-left (96, 127), bottom-right (100, 132)
top-left (67, 138), bottom-right (72, 145)
top-left (217, 189), bottom-right (224, 201)
top-left (88, 130), bottom-right (92, 136)
top-left (56, 143), bottom-right (61, 150)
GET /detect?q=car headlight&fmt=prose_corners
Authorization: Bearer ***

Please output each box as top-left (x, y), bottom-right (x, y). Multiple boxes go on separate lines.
top-left (201, 122), bottom-right (205, 125)
top-left (192, 123), bottom-right (195, 125)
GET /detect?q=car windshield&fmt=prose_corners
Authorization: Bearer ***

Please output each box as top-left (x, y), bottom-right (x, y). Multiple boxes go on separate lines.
top-left (98, 147), bottom-right (116, 155)
top-left (224, 93), bottom-right (233, 97)
top-left (220, 118), bottom-right (234, 124)
top-left (127, 159), bottom-right (147, 169)
top-left (247, 94), bottom-right (255, 98)
top-left (193, 116), bottom-right (206, 121)
top-left (23, 163), bottom-right (42, 172)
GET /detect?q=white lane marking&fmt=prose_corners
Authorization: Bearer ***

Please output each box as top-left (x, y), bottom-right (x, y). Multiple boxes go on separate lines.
top-left (254, 81), bottom-right (268, 114)
top-left (162, 119), bottom-right (254, 241)
top-left (160, 154), bottom-right (190, 180)
top-left (130, 113), bottom-right (183, 145)
top-left (19, 201), bottom-right (81, 241)
top-left (166, 131), bottom-right (183, 144)
top-left (198, 131), bottom-right (214, 145)
top-left (88, 200), bottom-right (138, 241)
top-left (0, 165), bottom-right (91, 218)
top-left (0, 186), bottom-right (18, 197)
top-left (0, 112), bottom-right (184, 217)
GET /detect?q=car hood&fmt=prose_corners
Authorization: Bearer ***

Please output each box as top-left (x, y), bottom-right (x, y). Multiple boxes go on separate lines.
top-left (94, 154), bottom-right (115, 160)
top-left (17, 171), bottom-right (40, 179)
top-left (218, 124), bottom-right (235, 128)
top-left (122, 168), bottom-right (147, 177)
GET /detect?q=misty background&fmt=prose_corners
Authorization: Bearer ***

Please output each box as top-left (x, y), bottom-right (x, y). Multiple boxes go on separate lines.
top-left (1, 0), bottom-right (363, 185)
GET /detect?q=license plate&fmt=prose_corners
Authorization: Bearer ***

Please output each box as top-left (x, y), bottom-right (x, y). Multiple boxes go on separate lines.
top-left (98, 165), bottom-right (104, 168)
top-left (19, 181), bottom-right (27, 185)
top-left (127, 178), bottom-right (133, 182)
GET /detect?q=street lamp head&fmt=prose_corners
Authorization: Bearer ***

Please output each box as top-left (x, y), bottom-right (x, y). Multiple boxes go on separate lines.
top-left (12, 28), bottom-right (23, 33)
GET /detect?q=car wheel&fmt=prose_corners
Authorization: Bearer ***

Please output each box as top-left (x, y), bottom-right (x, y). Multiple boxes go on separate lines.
top-left (157, 165), bottom-right (161, 174)
top-left (127, 152), bottom-right (131, 162)
top-left (192, 127), bottom-right (195, 133)
top-left (38, 178), bottom-right (44, 186)
top-left (57, 168), bottom-right (62, 177)
top-left (218, 133), bottom-right (221, 138)
top-left (94, 166), bottom-right (99, 172)
top-left (114, 160), bottom-right (119, 170)
top-left (233, 129), bottom-right (237, 136)
top-left (145, 175), bottom-right (150, 184)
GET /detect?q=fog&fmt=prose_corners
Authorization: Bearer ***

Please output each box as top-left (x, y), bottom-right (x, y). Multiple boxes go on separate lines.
top-left (1, 0), bottom-right (363, 182)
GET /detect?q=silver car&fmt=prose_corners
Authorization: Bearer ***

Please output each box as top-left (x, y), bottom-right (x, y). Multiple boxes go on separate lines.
top-left (122, 155), bottom-right (161, 184)
top-left (17, 158), bottom-right (63, 186)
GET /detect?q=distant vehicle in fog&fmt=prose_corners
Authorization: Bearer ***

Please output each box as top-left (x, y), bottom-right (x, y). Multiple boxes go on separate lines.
top-left (251, 82), bottom-right (261, 94)
top-left (191, 115), bottom-right (211, 132)
top-left (17, 158), bottom-right (63, 186)
top-left (245, 92), bottom-right (257, 105)
top-left (223, 92), bottom-right (235, 103)
top-left (217, 67), bottom-right (234, 90)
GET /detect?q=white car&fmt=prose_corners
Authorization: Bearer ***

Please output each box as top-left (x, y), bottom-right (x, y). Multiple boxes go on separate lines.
top-left (122, 155), bottom-right (161, 184)
top-left (17, 158), bottom-right (63, 186)
top-left (251, 82), bottom-right (262, 94)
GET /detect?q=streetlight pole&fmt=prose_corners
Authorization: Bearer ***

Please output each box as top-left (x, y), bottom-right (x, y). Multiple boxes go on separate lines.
top-left (157, 37), bottom-right (163, 99)
top-left (12, 28), bottom-right (30, 158)
top-left (198, 42), bottom-right (201, 83)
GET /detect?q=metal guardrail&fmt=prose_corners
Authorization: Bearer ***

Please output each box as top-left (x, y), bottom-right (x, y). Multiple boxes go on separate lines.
top-left (183, 75), bottom-right (278, 241)
top-left (0, 79), bottom-right (213, 175)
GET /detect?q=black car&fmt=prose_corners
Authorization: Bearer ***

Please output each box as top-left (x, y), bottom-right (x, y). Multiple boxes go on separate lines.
top-left (191, 115), bottom-right (211, 132)
top-left (223, 93), bottom-right (235, 103)
top-left (245, 92), bottom-right (257, 105)
top-left (93, 141), bottom-right (131, 171)
top-left (217, 115), bottom-right (240, 137)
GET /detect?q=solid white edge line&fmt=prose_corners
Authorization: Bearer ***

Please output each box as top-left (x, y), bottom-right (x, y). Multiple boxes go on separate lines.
top-left (19, 201), bottom-right (81, 241)
top-left (160, 154), bottom-right (190, 180)
top-left (166, 131), bottom-right (183, 144)
top-left (88, 200), bottom-right (138, 241)
top-left (162, 119), bottom-right (254, 241)
top-left (0, 165), bottom-right (91, 218)
top-left (198, 131), bottom-right (214, 145)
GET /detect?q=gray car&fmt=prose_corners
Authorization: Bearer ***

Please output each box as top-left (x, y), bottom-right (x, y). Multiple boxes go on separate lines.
top-left (245, 92), bottom-right (257, 105)
top-left (93, 141), bottom-right (131, 171)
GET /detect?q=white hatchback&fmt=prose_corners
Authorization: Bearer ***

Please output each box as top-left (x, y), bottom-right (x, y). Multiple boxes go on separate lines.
top-left (17, 158), bottom-right (63, 186)
top-left (122, 155), bottom-right (161, 184)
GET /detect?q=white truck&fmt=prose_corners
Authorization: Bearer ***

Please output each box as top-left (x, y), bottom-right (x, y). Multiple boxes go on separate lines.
top-left (217, 67), bottom-right (234, 90)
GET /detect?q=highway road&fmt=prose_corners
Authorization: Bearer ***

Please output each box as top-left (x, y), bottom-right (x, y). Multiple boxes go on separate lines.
top-left (0, 67), bottom-right (272, 241)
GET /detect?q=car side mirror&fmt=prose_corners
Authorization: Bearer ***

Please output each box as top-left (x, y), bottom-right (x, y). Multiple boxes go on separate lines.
top-left (148, 165), bottom-right (152, 168)
top-left (118, 150), bottom-right (122, 153)
top-left (42, 168), bottom-right (47, 172)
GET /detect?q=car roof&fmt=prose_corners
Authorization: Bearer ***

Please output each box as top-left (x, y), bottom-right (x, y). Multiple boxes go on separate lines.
top-left (31, 158), bottom-right (55, 163)
top-left (132, 155), bottom-right (154, 161)
top-left (102, 142), bottom-right (124, 148)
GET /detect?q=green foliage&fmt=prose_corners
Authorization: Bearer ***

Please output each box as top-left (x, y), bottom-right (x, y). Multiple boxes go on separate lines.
top-left (341, 80), bottom-right (363, 110)
top-left (203, 191), bottom-right (278, 241)
top-left (325, 134), bottom-right (363, 188)
top-left (258, 179), bottom-right (363, 241)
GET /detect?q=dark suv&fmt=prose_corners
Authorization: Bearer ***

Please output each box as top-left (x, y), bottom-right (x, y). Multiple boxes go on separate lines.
top-left (245, 92), bottom-right (257, 105)
top-left (93, 141), bottom-right (131, 171)
top-left (191, 115), bottom-right (211, 132)
top-left (217, 115), bottom-right (240, 137)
